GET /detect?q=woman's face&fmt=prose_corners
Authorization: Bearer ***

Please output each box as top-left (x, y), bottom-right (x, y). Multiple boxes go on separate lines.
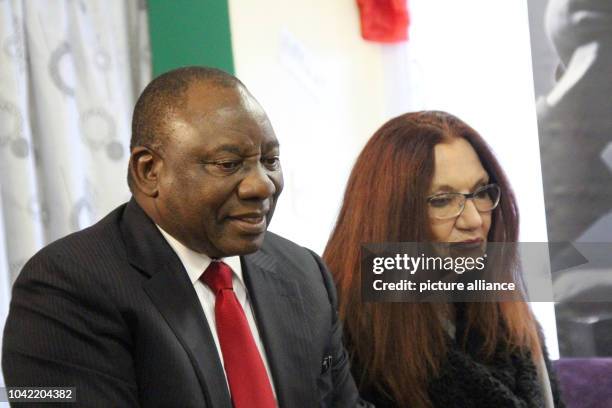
top-left (427, 138), bottom-right (492, 244)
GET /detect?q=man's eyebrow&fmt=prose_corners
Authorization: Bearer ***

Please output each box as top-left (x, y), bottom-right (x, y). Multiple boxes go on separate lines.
top-left (209, 144), bottom-right (244, 155)
top-left (264, 141), bottom-right (280, 150)
top-left (208, 141), bottom-right (280, 155)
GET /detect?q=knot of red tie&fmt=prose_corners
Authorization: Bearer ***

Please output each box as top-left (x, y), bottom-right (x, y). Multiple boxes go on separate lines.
top-left (201, 261), bottom-right (233, 294)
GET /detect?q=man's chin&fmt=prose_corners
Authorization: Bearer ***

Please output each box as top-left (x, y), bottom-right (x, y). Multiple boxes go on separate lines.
top-left (218, 234), bottom-right (266, 257)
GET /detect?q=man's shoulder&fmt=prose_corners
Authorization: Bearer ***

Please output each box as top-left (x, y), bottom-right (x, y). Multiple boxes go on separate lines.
top-left (260, 231), bottom-right (316, 263)
top-left (10, 203), bottom-right (132, 303)
top-left (257, 231), bottom-right (329, 284)
top-left (256, 231), bottom-right (339, 320)
top-left (26, 203), bottom-right (128, 269)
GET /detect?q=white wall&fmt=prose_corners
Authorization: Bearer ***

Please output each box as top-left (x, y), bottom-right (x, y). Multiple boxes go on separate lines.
top-left (228, 0), bottom-right (390, 253)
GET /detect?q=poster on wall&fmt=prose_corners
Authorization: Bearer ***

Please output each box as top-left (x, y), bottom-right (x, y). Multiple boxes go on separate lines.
top-left (527, 0), bottom-right (612, 357)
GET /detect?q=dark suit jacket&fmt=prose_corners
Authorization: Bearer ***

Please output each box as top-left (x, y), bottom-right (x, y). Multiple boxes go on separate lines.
top-left (2, 199), bottom-right (365, 407)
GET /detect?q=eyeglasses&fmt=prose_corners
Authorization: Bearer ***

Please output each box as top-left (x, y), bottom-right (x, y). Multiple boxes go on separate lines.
top-left (427, 183), bottom-right (501, 220)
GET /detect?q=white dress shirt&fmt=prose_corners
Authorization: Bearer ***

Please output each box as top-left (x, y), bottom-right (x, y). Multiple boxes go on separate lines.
top-left (157, 226), bottom-right (277, 402)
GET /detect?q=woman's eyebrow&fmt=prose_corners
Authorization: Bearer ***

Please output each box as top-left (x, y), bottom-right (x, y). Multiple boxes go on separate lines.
top-left (471, 176), bottom-right (490, 190)
top-left (430, 176), bottom-right (490, 194)
top-left (428, 184), bottom-right (456, 194)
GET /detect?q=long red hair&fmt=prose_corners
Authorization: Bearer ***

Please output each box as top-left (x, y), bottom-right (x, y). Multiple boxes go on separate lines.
top-left (323, 111), bottom-right (541, 407)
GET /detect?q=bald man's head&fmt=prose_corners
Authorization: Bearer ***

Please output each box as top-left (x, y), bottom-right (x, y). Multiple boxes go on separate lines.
top-left (127, 66), bottom-right (282, 257)
top-left (128, 66), bottom-right (243, 190)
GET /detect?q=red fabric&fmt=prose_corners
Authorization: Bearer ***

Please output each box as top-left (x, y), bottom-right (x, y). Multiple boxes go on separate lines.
top-left (357, 0), bottom-right (410, 43)
top-left (201, 261), bottom-right (276, 408)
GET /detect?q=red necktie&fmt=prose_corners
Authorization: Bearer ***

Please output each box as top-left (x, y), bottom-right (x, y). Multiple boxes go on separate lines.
top-left (201, 261), bottom-right (276, 408)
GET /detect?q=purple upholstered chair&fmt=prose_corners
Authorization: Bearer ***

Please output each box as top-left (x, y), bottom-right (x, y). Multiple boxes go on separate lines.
top-left (553, 358), bottom-right (612, 408)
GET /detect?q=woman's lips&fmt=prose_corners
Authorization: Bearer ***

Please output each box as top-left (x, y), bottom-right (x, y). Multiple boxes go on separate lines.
top-left (451, 238), bottom-right (484, 250)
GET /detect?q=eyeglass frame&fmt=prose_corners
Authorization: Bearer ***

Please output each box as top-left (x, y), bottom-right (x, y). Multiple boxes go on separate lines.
top-left (426, 183), bottom-right (501, 220)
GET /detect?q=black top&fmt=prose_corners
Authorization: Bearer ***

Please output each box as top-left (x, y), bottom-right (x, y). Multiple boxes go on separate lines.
top-left (352, 306), bottom-right (564, 408)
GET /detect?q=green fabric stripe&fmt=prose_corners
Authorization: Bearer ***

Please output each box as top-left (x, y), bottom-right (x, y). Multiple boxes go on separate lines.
top-left (147, 0), bottom-right (235, 76)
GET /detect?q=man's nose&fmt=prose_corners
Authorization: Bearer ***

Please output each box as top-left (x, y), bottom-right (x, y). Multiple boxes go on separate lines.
top-left (456, 199), bottom-right (484, 229)
top-left (237, 163), bottom-right (277, 200)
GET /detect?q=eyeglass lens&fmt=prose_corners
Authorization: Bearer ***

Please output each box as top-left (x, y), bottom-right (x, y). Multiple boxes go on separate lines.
top-left (428, 184), bottom-right (500, 219)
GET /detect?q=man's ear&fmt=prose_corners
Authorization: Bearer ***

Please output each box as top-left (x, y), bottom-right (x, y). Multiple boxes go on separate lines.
top-left (129, 146), bottom-right (162, 197)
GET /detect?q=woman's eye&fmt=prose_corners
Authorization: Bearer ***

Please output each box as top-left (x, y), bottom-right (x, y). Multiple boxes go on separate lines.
top-left (429, 196), bottom-right (452, 208)
top-left (475, 190), bottom-right (489, 199)
top-left (474, 185), bottom-right (494, 200)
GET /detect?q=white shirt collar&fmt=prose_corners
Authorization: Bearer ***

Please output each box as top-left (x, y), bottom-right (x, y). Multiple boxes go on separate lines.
top-left (156, 225), bottom-right (244, 285)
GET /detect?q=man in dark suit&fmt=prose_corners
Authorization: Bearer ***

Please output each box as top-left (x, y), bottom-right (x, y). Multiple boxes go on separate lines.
top-left (2, 67), bottom-right (366, 407)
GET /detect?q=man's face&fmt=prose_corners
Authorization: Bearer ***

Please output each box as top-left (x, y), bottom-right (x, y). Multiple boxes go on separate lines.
top-left (154, 83), bottom-right (283, 257)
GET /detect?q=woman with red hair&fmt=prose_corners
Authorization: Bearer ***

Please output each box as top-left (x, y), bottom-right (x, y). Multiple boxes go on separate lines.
top-left (324, 111), bottom-right (564, 407)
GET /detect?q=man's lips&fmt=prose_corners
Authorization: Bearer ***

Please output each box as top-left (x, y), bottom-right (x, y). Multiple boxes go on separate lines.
top-left (226, 212), bottom-right (268, 234)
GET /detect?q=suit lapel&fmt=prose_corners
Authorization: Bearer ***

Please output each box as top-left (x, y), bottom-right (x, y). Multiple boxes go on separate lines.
top-left (120, 199), bottom-right (232, 408)
top-left (143, 265), bottom-right (232, 408)
top-left (243, 251), bottom-right (318, 408)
